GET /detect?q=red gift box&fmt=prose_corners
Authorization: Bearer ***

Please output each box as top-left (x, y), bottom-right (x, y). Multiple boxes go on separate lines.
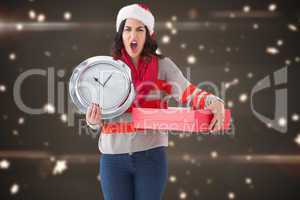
top-left (132, 107), bottom-right (231, 133)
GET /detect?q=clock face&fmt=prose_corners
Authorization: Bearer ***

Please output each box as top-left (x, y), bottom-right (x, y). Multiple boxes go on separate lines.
top-left (77, 63), bottom-right (130, 110)
top-left (69, 56), bottom-right (135, 119)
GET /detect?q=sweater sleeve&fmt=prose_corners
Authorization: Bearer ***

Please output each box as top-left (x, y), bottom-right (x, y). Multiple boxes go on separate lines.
top-left (86, 120), bottom-right (102, 132)
top-left (161, 57), bottom-right (224, 109)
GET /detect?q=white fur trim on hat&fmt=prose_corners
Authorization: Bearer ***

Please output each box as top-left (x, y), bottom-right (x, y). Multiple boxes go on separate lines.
top-left (116, 4), bottom-right (155, 35)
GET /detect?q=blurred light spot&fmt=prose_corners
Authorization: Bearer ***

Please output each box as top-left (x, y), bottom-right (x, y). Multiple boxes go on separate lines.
top-left (247, 72), bottom-right (253, 78)
top-left (227, 100), bottom-right (234, 108)
top-left (64, 11), bottom-right (72, 21)
top-left (60, 114), bottom-right (67, 123)
top-left (285, 59), bottom-right (291, 65)
top-left (18, 117), bottom-right (24, 125)
top-left (226, 47), bottom-right (231, 52)
top-left (169, 175), bottom-right (177, 183)
top-left (266, 123), bottom-right (273, 128)
top-left (10, 183), bottom-right (19, 195)
top-left (44, 103), bottom-right (55, 114)
top-left (239, 93), bottom-right (248, 103)
top-left (165, 21), bottom-right (173, 29)
top-left (179, 191), bottom-right (187, 199)
top-left (266, 47), bottom-right (279, 55)
top-left (168, 140), bottom-right (175, 147)
top-left (29, 10), bottom-right (36, 19)
top-left (229, 13), bottom-right (236, 18)
top-left (16, 23), bottom-right (23, 31)
top-left (278, 117), bottom-right (287, 127)
top-left (156, 48), bottom-right (162, 55)
top-left (276, 39), bottom-right (284, 46)
top-left (44, 51), bottom-right (51, 57)
top-left (171, 28), bottom-right (177, 35)
top-left (291, 113), bottom-right (299, 122)
top-left (12, 129), bottom-right (19, 136)
top-left (268, 4), bottom-right (277, 12)
top-left (0, 159), bottom-right (10, 169)
top-left (245, 177), bottom-right (252, 184)
top-left (246, 155), bottom-right (252, 161)
top-left (233, 78), bottom-right (239, 84)
top-left (50, 156), bottom-right (56, 162)
top-left (288, 24), bottom-right (298, 32)
top-left (53, 160), bottom-right (67, 175)
top-left (253, 23), bottom-right (259, 29)
top-left (198, 44), bottom-right (205, 51)
top-left (161, 35), bottom-right (170, 44)
top-left (9, 53), bottom-right (16, 60)
top-left (187, 55), bottom-right (196, 64)
top-left (182, 154), bottom-right (191, 161)
top-left (207, 178), bottom-right (213, 184)
top-left (228, 192), bottom-right (235, 199)
top-left (243, 5), bottom-right (251, 13)
top-left (37, 14), bottom-right (46, 22)
top-left (211, 151), bottom-right (218, 159)
top-left (0, 84), bottom-right (6, 92)
top-left (295, 134), bottom-right (300, 146)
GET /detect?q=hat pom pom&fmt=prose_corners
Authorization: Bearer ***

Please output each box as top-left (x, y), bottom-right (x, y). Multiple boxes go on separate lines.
top-left (137, 3), bottom-right (150, 11)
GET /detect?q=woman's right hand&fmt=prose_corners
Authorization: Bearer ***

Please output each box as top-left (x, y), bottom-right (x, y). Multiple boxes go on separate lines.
top-left (86, 103), bottom-right (102, 126)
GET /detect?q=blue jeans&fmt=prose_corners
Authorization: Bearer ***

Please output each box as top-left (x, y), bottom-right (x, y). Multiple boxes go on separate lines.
top-left (99, 146), bottom-right (168, 200)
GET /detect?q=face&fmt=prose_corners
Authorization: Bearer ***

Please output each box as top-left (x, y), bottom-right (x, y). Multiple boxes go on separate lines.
top-left (122, 18), bottom-right (146, 59)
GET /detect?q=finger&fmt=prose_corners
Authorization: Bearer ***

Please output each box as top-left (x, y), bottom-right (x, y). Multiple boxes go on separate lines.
top-left (98, 105), bottom-right (102, 115)
top-left (211, 119), bottom-right (222, 132)
top-left (208, 116), bottom-right (217, 131)
top-left (92, 104), bottom-right (97, 119)
top-left (92, 103), bottom-right (97, 117)
top-left (94, 104), bottom-right (100, 120)
top-left (87, 103), bottom-right (94, 118)
top-left (212, 115), bottom-right (225, 132)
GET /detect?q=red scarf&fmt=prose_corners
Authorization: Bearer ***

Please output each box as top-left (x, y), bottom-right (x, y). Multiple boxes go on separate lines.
top-left (118, 48), bottom-right (158, 111)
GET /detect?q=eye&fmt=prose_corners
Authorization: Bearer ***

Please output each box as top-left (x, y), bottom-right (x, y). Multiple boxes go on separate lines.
top-left (124, 27), bottom-right (131, 32)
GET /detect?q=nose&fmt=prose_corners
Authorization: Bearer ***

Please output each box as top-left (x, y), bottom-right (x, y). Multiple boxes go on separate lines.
top-left (130, 30), bottom-right (137, 40)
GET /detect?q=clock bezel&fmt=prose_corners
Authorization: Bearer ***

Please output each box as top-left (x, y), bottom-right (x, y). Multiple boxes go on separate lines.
top-left (69, 56), bottom-right (135, 119)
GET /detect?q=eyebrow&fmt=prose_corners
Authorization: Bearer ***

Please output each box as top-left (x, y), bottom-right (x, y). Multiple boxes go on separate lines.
top-left (124, 26), bottom-right (145, 29)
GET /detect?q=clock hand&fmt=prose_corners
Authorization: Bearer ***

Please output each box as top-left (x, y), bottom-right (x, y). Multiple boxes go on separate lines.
top-left (103, 72), bottom-right (114, 87)
top-left (93, 77), bottom-right (104, 87)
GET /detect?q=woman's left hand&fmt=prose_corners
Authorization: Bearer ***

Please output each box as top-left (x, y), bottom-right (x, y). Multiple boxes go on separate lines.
top-left (207, 99), bottom-right (225, 133)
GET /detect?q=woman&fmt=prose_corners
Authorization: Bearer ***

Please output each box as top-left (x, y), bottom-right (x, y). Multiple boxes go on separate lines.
top-left (86, 3), bottom-right (225, 200)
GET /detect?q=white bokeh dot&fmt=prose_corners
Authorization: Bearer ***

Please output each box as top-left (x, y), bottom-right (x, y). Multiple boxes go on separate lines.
top-left (29, 10), bottom-right (36, 19)
top-left (268, 4), bottom-right (277, 12)
top-left (37, 14), bottom-right (46, 22)
top-left (9, 53), bottom-right (16, 60)
top-left (187, 55), bottom-right (196, 64)
top-left (64, 11), bottom-right (72, 21)
top-left (10, 183), bottom-right (19, 195)
top-left (239, 93), bottom-right (248, 103)
top-left (228, 192), bottom-right (235, 199)
top-left (161, 35), bottom-right (170, 44)
top-left (0, 85), bottom-right (6, 92)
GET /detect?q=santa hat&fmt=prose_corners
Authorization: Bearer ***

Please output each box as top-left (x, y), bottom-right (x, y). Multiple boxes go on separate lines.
top-left (116, 3), bottom-right (155, 35)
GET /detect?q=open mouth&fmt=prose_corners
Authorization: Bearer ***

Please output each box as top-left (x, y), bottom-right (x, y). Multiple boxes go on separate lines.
top-left (130, 41), bottom-right (138, 52)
